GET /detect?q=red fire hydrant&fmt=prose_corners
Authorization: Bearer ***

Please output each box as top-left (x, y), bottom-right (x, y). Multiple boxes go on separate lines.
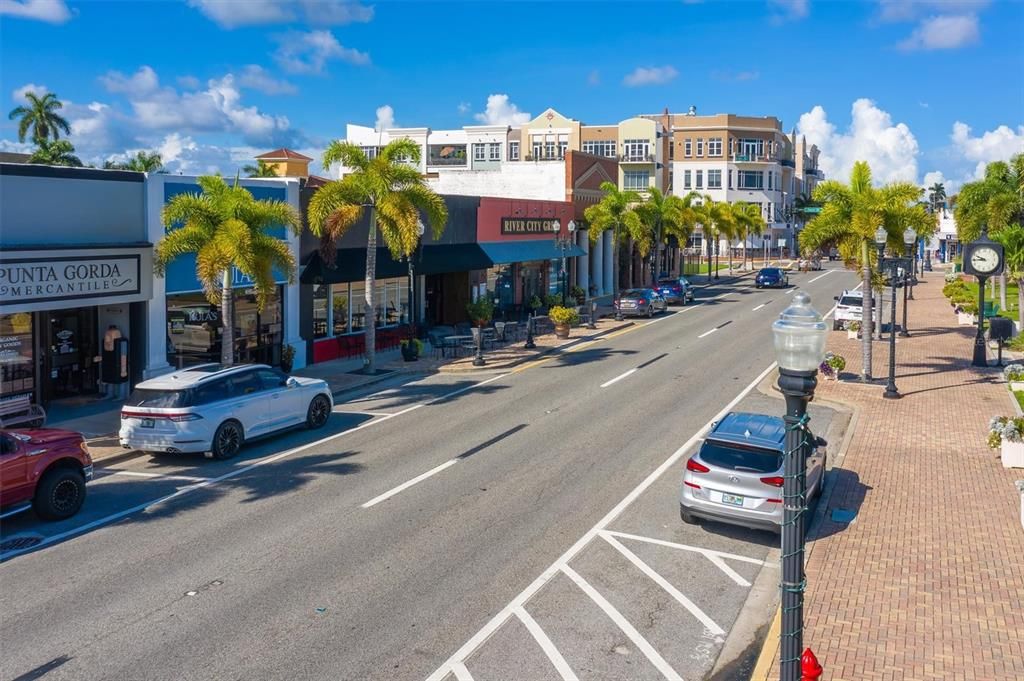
top-left (801, 648), bottom-right (823, 680)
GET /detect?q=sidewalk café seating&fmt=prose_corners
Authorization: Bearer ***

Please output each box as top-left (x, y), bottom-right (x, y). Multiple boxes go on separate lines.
top-left (0, 393), bottom-right (47, 429)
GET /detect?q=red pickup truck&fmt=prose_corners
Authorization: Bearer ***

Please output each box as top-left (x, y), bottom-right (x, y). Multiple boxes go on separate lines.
top-left (0, 428), bottom-right (93, 521)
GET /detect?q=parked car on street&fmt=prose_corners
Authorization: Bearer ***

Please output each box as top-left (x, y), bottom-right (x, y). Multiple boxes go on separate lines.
top-left (1, 427), bottom-right (93, 520)
top-left (755, 267), bottom-right (789, 288)
top-left (679, 412), bottom-right (827, 533)
top-left (833, 289), bottom-right (878, 331)
top-left (119, 364), bottom-right (334, 460)
top-left (655, 277), bottom-right (696, 305)
top-left (614, 288), bottom-right (668, 318)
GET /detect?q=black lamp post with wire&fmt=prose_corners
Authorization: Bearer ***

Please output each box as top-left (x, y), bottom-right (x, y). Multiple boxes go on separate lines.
top-left (552, 218), bottom-right (577, 302)
top-left (407, 218), bottom-right (425, 343)
top-left (772, 291), bottom-right (828, 681)
top-left (874, 226), bottom-right (901, 399)
top-left (900, 227), bottom-right (915, 337)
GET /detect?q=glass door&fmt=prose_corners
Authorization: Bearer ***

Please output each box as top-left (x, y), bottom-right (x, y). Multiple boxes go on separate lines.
top-left (45, 307), bottom-right (98, 401)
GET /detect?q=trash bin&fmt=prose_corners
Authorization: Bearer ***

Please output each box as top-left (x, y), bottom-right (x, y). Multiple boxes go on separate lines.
top-left (990, 317), bottom-right (1013, 342)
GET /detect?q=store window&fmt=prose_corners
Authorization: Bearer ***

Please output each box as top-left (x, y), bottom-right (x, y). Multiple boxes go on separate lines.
top-left (624, 170), bottom-right (650, 190)
top-left (313, 284), bottom-right (329, 338)
top-left (486, 264), bottom-right (515, 312)
top-left (0, 313), bottom-right (35, 399)
top-left (708, 169), bottom-right (722, 189)
top-left (326, 277), bottom-right (409, 336)
top-left (509, 141), bottom-right (520, 161)
top-left (166, 286), bottom-right (283, 367)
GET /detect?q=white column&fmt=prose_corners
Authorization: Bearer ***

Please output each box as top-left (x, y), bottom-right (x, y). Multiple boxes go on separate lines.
top-left (592, 230), bottom-right (604, 296)
top-left (603, 229), bottom-right (614, 294)
top-left (144, 176), bottom-right (173, 378)
top-left (576, 229), bottom-right (589, 294)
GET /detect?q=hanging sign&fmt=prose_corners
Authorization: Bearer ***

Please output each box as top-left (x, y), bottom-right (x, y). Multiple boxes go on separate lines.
top-left (0, 255), bottom-right (140, 307)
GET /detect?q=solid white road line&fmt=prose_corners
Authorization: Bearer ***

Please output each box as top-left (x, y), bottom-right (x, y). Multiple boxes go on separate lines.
top-left (787, 288), bottom-right (798, 295)
top-left (808, 270), bottom-right (833, 284)
top-left (752, 303), bottom-right (767, 311)
top-left (424, 360), bottom-right (780, 681)
top-left (360, 459), bottom-right (458, 508)
top-left (697, 327), bottom-right (718, 339)
top-left (97, 470), bottom-right (209, 483)
top-left (561, 565), bottom-right (684, 681)
top-left (450, 662), bottom-right (474, 681)
top-left (514, 606), bottom-right (580, 681)
top-left (600, 368), bottom-right (637, 388)
top-left (601, 532), bottom-right (725, 635)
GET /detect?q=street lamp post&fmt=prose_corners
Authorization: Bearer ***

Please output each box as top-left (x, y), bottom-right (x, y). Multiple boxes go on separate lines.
top-left (772, 291), bottom-right (828, 681)
top-left (522, 266), bottom-right (537, 349)
top-left (552, 219), bottom-right (577, 302)
top-left (900, 227), bottom-right (915, 337)
top-left (407, 219), bottom-right (425, 343)
top-left (713, 228), bottom-right (720, 280)
top-left (875, 226), bottom-right (901, 399)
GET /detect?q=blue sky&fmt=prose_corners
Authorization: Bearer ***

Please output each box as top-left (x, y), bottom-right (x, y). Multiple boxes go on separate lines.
top-left (1, 0), bottom-right (1021, 192)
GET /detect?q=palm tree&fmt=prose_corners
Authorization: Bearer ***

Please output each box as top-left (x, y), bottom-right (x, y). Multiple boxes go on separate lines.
top-left (28, 139), bottom-right (82, 167)
top-left (242, 160), bottom-right (279, 178)
top-left (691, 195), bottom-right (735, 278)
top-left (308, 139), bottom-right (448, 374)
top-left (995, 225), bottom-right (1024, 329)
top-left (730, 202), bottom-right (768, 271)
top-left (799, 161), bottom-right (922, 381)
top-left (635, 187), bottom-right (698, 286)
top-left (154, 176), bottom-right (302, 366)
top-left (104, 150), bottom-right (165, 173)
top-left (584, 181), bottom-right (644, 315)
top-left (928, 182), bottom-right (946, 212)
top-left (8, 91), bottom-right (71, 145)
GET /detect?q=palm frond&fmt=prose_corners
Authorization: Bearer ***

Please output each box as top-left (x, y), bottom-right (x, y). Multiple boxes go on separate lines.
top-left (322, 140), bottom-right (370, 172)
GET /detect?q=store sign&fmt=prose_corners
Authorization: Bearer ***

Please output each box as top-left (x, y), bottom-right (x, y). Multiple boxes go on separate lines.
top-left (0, 255), bottom-right (141, 307)
top-left (501, 218), bottom-right (559, 235)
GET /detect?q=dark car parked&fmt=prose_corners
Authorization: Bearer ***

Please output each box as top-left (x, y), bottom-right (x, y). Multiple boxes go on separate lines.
top-left (755, 267), bottom-right (789, 289)
top-left (655, 277), bottom-right (695, 305)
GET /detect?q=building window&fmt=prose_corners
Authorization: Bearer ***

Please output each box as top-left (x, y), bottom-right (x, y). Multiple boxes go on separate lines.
top-left (558, 141), bottom-right (568, 158)
top-left (360, 146), bottom-right (379, 160)
top-left (669, 141), bottom-right (675, 160)
top-left (0, 313), bottom-right (35, 399)
top-left (331, 277), bottom-right (409, 335)
top-left (509, 141), bottom-right (520, 161)
top-left (428, 144), bottom-right (467, 167)
top-left (684, 139), bottom-right (692, 157)
top-left (167, 287), bottom-right (283, 367)
top-left (696, 138), bottom-right (704, 157)
top-left (532, 141), bottom-right (542, 159)
top-left (544, 142), bottom-right (556, 159)
top-left (582, 140), bottom-right (616, 157)
top-left (737, 170), bottom-right (764, 189)
top-left (623, 170), bottom-right (650, 190)
top-left (739, 138), bottom-right (765, 160)
top-left (313, 284), bottom-right (329, 338)
top-left (707, 169), bottom-right (722, 189)
top-left (473, 144), bottom-right (486, 161)
top-left (683, 169), bottom-right (692, 189)
top-left (488, 142), bottom-right (501, 161)
top-left (728, 169), bottom-right (733, 189)
top-left (708, 138), bottom-right (722, 156)
top-left (695, 170), bottom-right (703, 189)
top-left (623, 139), bottom-right (650, 161)
top-left (767, 171), bottom-right (773, 190)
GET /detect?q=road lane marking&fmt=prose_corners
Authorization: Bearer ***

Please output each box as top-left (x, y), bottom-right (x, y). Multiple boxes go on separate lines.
top-left (96, 470), bottom-right (209, 483)
top-left (602, 531), bottom-right (767, 587)
top-left (450, 662), bottom-right (474, 681)
top-left (361, 459), bottom-right (458, 508)
top-left (600, 368), bottom-right (637, 388)
top-left (334, 410), bottom-right (396, 417)
top-left (601, 533), bottom-right (725, 635)
top-left (514, 606), bottom-right (579, 681)
top-left (787, 288), bottom-right (798, 295)
top-left (752, 303), bottom-right (767, 311)
top-left (697, 327), bottom-right (718, 339)
top-left (561, 565), bottom-right (684, 681)
top-left (808, 270), bottom-right (833, 283)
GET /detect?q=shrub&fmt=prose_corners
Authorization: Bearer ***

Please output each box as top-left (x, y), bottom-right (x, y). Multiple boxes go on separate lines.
top-left (958, 302), bottom-right (979, 316)
top-left (528, 295), bottom-right (543, 310)
top-left (544, 293), bottom-right (566, 308)
top-left (466, 295), bottom-right (495, 327)
top-left (942, 281), bottom-right (969, 299)
top-left (400, 338), bottom-right (424, 354)
top-left (548, 305), bottom-right (580, 326)
top-left (988, 416), bottom-right (1024, 449)
top-left (819, 351), bottom-right (846, 378)
top-left (1003, 363), bottom-right (1024, 382)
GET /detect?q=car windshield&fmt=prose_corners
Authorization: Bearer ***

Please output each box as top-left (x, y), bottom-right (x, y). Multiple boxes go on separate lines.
top-left (699, 440), bottom-right (782, 473)
top-left (623, 289), bottom-right (649, 297)
top-left (839, 296), bottom-right (862, 306)
top-left (760, 269), bottom-right (780, 276)
top-left (126, 388), bottom-right (192, 408)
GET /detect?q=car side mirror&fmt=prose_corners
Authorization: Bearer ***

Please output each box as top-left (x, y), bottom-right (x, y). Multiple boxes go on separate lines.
top-left (286, 377), bottom-right (299, 388)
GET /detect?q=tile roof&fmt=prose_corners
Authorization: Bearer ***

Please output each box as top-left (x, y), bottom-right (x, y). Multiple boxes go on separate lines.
top-left (255, 148), bottom-right (313, 161)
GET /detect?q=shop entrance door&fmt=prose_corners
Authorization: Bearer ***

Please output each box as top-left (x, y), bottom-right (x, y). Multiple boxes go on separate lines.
top-left (44, 308), bottom-right (98, 402)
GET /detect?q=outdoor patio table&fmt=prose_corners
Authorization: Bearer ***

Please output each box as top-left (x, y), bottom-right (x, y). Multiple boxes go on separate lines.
top-left (443, 335), bottom-right (474, 357)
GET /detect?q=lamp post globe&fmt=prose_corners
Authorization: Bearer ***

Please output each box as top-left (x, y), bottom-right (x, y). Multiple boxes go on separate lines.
top-left (771, 291), bottom-right (827, 681)
top-left (874, 225), bottom-right (887, 251)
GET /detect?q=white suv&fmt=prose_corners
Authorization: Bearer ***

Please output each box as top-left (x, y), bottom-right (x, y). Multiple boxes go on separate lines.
top-left (832, 290), bottom-right (878, 331)
top-left (119, 364), bottom-right (333, 460)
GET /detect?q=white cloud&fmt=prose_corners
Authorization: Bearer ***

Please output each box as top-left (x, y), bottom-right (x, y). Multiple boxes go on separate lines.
top-left (188, 0), bottom-right (373, 29)
top-left (768, 0), bottom-right (809, 22)
top-left (374, 105), bottom-right (395, 131)
top-left (238, 65), bottom-right (297, 95)
top-left (0, 0), bottom-right (71, 23)
top-left (457, 102), bottom-right (470, 115)
top-left (177, 75), bottom-right (201, 90)
top-left (876, 0), bottom-right (989, 23)
top-left (898, 14), bottom-right (980, 50)
top-left (473, 94), bottom-right (530, 126)
top-left (623, 65), bottom-right (678, 87)
top-left (12, 83), bottom-right (48, 104)
top-left (273, 30), bottom-right (369, 74)
top-left (797, 98), bottom-right (920, 184)
top-left (951, 121), bottom-right (1024, 168)
top-left (99, 65), bottom-right (160, 96)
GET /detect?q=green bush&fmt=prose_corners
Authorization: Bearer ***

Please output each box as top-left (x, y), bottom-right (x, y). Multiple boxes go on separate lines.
top-left (466, 295), bottom-right (495, 327)
top-left (544, 293), bottom-right (565, 308)
top-left (548, 305), bottom-right (580, 325)
top-left (400, 338), bottom-right (424, 354)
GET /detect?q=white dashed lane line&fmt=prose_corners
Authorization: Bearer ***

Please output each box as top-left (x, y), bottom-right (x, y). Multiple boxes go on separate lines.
top-left (599, 368), bottom-right (637, 388)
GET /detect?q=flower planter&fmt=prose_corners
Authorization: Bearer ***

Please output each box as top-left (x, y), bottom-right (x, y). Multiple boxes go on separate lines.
top-left (401, 345), bottom-right (418, 362)
top-left (847, 330), bottom-right (858, 340)
top-left (958, 313), bottom-right (976, 326)
top-left (1011, 382), bottom-right (1024, 392)
top-left (1001, 440), bottom-right (1024, 469)
top-left (554, 322), bottom-right (571, 339)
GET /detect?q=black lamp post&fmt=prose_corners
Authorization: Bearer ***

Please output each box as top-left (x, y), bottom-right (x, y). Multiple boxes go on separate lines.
top-left (553, 218), bottom-right (577, 302)
top-left (772, 291), bottom-right (827, 681)
top-left (407, 219), bottom-right (425, 342)
top-left (875, 226), bottom-right (901, 399)
top-left (900, 227), bottom-right (915, 337)
top-left (713, 228), bottom-right (720, 280)
top-left (522, 265), bottom-right (536, 350)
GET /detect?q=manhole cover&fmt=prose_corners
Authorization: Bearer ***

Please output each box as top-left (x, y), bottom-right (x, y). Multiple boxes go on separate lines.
top-left (1, 535), bottom-right (43, 552)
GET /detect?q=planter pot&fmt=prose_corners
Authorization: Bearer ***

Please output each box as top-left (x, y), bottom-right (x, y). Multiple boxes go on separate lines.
top-left (494, 322), bottom-right (506, 341)
top-left (958, 313), bottom-right (977, 325)
top-left (401, 345), bottom-right (418, 362)
top-left (847, 330), bottom-right (858, 340)
top-left (1010, 382), bottom-right (1024, 392)
top-left (554, 322), bottom-right (571, 339)
top-left (1001, 440), bottom-right (1024, 469)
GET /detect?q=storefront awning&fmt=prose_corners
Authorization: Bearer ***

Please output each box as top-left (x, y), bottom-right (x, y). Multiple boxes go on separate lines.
top-left (300, 248), bottom-right (408, 284)
top-left (479, 240), bottom-right (586, 265)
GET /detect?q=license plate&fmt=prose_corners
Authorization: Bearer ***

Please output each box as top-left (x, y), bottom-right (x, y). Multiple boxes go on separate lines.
top-left (722, 493), bottom-right (744, 506)
top-left (140, 418), bottom-right (155, 428)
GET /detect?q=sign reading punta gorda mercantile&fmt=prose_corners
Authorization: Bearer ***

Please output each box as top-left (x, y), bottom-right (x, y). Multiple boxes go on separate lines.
top-left (501, 217), bottom-right (559, 235)
top-left (0, 255), bottom-right (141, 307)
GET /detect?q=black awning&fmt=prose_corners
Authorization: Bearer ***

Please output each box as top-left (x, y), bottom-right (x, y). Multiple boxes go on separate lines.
top-left (417, 244), bottom-right (492, 275)
top-left (300, 248), bottom-right (408, 284)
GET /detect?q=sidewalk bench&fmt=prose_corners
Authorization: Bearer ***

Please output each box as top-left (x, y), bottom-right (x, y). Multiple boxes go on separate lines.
top-left (0, 394), bottom-right (47, 429)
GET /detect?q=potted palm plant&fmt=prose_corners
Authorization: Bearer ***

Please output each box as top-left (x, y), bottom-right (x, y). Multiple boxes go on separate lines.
top-left (400, 338), bottom-right (424, 361)
top-left (280, 344), bottom-right (295, 373)
top-left (548, 305), bottom-right (580, 339)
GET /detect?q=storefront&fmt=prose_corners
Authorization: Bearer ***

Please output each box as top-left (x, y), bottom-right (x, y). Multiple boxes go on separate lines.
top-left (1, 164), bottom-right (153, 407)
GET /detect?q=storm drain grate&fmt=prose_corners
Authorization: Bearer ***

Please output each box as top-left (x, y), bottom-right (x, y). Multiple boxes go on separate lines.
top-left (1, 535), bottom-right (44, 552)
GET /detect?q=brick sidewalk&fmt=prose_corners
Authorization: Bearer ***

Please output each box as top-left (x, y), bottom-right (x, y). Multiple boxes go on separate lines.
top-left (764, 276), bottom-right (1024, 680)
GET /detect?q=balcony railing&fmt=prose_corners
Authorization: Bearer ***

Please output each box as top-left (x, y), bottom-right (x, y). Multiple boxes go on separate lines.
top-left (620, 153), bottom-right (655, 163)
top-left (524, 153), bottom-right (566, 162)
top-left (427, 156), bottom-right (468, 167)
top-left (780, 158), bottom-right (795, 168)
top-left (733, 154), bottom-right (775, 163)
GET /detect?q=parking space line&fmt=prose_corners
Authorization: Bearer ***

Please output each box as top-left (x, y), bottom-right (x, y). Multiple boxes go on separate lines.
top-left (450, 662), bottom-right (474, 681)
top-left (514, 606), bottom-right (579, 681)
top-left (600, 368), bottom-right (636, 388)
top-left (360, 459), bottom-right (458, 508)
top-left (561, 565), bottom-right (684, 681)
top-left (601, 533), bottom-right (725, 635)
top-left (808, 270), bottom-right (833, 283)
top-left (97, 470), bottom-right (209, 484)
top-left (602, 530), bottom-right (769, 587)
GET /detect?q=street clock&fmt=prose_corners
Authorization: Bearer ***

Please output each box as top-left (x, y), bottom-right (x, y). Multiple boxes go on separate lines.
top-left (963, 230), bottom-right (1004, 277)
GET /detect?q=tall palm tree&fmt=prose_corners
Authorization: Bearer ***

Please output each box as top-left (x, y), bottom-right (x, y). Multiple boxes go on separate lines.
top-left (955, 155), bottom-right (1024, 242)
top-left (799, 161), bottom-right (921, 381)
top-left (28, 139), bottom-right (82, 167)
top-left (308, 139), bottom-right (448, 374)
top-left (242, 160), bottom-right (279, 178)
top-left (104, 150), bottom-right (164, 173)
top-left (583, 181), bottom-right (644, 314)
top-left (928, 182), bottom-right (946, 212)
top-left (8, 91), bottom-right (71, 145)
top-left (730, 201), bottom-right (767, 270)
top-left (154, 176), bottom-right (302, 366)
top-left (691, 195), bottom-right (735, 278)
top-left (995, 225), bottom-right (1024, 329)
top-left (635, 187), bottom-right (698, 286)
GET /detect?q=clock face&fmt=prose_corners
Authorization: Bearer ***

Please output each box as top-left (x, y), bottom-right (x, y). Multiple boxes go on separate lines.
top-left (971, 246), bottom-right (1000, 274)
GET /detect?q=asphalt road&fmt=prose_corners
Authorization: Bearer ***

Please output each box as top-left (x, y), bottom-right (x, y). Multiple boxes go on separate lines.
top-left (0, 267), bottom-right (857, 681)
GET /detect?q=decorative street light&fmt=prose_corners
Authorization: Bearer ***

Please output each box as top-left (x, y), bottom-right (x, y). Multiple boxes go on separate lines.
top-left (521, 267), bottom-right (537, 349)
top-left (874, 226), bottom-right (901, 399)
top-left (772, 291), bottom-right (828, 681)
top-left (553, 218), bottom-right (577, 302)
top-left (407, 218), bottom-right (425, 343)
top-left (900, 227), bottom-right (915, 337)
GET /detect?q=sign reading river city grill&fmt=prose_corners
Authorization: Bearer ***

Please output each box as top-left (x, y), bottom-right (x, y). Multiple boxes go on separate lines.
top-left (501, 217), bottom-right (560, 235)
top-left (0, 255), bottom-right (141, 307)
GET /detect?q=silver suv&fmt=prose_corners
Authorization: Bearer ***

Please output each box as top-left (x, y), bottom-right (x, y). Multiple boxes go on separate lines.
top-left (832, 289), bottom-right (877, 331)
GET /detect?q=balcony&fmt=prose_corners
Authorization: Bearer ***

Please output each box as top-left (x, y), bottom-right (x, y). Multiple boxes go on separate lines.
top-left (732, 154), bottom-right (775, 163)
top-left (524, 153), bottom-right (565, 162)
top-left (780, 158), bottom-right (795, 168)
top-left (620, 153), bottom-right (655, 163)
top-left (427, 156), bottom-right (468, 167)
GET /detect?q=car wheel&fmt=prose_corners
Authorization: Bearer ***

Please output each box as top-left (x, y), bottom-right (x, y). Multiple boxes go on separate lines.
top-left (211, 420), bottom-right (243, 460)
top-left (306, 394), bottom-right (331, 429)
top-left (833, 320), bottom-right (841, 331)
top-left (33, 467), bottom-right (86, 520)
top-left (646, 306), bottom-right (653, 318)
top-left (680, 507), bottom-right (699, 525)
